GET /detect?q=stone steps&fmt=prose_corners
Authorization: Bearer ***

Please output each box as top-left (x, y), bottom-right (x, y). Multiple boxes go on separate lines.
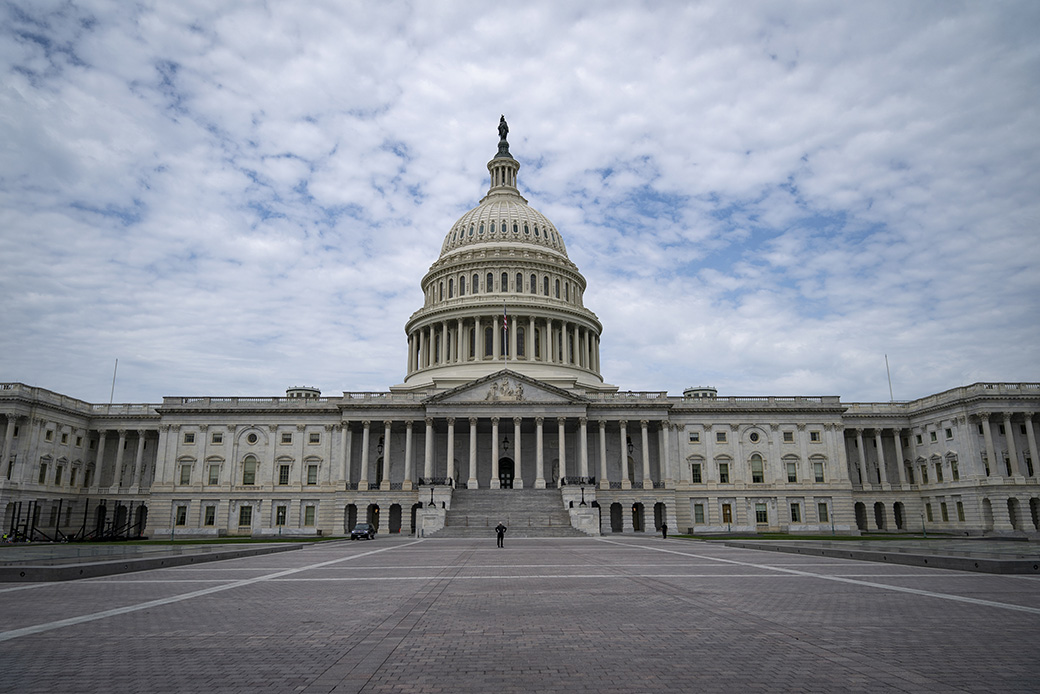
top-left (434, 489), bottom-right (585, 538)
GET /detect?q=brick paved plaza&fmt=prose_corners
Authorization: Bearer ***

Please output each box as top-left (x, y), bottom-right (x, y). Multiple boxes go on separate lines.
top-left (2, 537), bottom-right (1039, 693)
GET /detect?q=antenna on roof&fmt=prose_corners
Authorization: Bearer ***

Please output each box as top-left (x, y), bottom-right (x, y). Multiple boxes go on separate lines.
top-left (885, 354), bottom-right (894, 402)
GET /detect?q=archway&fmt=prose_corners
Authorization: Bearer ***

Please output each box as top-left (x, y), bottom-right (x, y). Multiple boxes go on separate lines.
top-left (367, 504), bottom-right (380, 531)
top-left (134, 506), bottom-right (148, 537)
top-left (610, 502), bottom-right (623, 533)
top-left (893, 502), bottom-right (904, 530)
top-left (632, 502), bottom-right (645, 532)
top-left (1030, 498), bottom-right (1040, 531)
top-left (499, 458), bottom-right (514, 489)
top-left (345, 504), bottom-right (358, 532)
top-left (95, 504), bottom-right (107, 536)
top-left (982, 498), bottom-right (994, 531)
top-left (411, 503), bottom-right (422, 535)
top-left (873, 502), bottom-right (886, 530)
top-left (389, 504), bottom-right (402, 534)
top-left (114, 505), bottom-right (128, 532)
top-left (854, 502), bottom-right (867, 532)
top-left (1007, 498), bottom-right (1020, 530)
top-left (592, 500), bottom-right (601, 532)
top-left (653, 502), bottom-right (666, 531)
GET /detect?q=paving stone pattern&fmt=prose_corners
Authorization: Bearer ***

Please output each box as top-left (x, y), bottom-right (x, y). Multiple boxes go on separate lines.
top-left (1, 536), bottom-right (1039, 693)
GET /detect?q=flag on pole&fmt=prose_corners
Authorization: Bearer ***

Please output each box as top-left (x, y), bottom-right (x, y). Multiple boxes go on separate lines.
top-left (503, 305), bottom-right (508, 361)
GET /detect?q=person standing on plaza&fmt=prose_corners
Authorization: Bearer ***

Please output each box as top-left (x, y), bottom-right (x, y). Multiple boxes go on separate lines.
top-left (661, 522), bottom-right (668, 539)
top-left (495, 521), bottom-right (507, 548)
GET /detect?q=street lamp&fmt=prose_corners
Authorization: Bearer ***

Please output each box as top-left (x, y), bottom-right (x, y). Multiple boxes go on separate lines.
top-left (502, 435), bottom-right (511, 452)
top-left (579, 486), bottom-right (587, 507)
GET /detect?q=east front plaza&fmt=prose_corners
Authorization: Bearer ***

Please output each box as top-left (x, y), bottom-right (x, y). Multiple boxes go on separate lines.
top-left (2, 536), bottom-right (1039, 693)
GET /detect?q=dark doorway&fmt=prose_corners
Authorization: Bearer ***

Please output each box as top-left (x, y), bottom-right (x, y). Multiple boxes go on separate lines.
top-left (610, 503), bottom-right (623, 533)
top-left (873, 502), bottom-right (886, 530)
top-left (134, 506), bottom-right (148, 537)
top-left (345, 504), bottom-right (358, 532)
top-left (389, 504), bottom-right (402, 534)
top-left (893, 502), bottom-right (904, 530)
top-left (95, 505), bottom-right (107, 536)
top-left (411, 503), bottom-right (422, 535)
top-left (499, 458), bottom-right (514, 488)
top-left (367, 504), bottom-right (380, 531)
top-left (653, 502), bottom-right (666, 531)
top-left (854, 502), bottom-right (867, 531)
top-left (632, 502), bottom-right (645, 532)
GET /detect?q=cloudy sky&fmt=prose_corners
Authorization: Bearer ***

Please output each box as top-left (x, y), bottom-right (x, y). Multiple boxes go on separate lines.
top-left (2, 1), bottom-right (1038, 405)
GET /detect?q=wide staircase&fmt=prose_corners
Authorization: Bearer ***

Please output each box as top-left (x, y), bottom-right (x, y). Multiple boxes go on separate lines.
top-left (434, 489), bottom-right (587, 538)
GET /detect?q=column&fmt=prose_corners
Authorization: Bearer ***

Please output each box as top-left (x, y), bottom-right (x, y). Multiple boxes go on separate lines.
top-left (981, 415), bottom-right (998, 477)
top-left (476, 317), bottom-right (484, 360)
top-left (660, 423), bottom-right (672, 486)
top-left (456, 318), bottom-right (464, 363)
top-left (855, 428), bottom-right (867, 486)
top-left (620, 420), bottom-right (631, 490)
top-left (406, 333), bottom-right (413, 374)
top-left (557, 418), bottom-right (567, 486)
top-left (0, 418), bottom-right (15, 472)
top-left (510, 316), bottom-right (518, 360)
top-left (513, 417), bottom-right (523, 488)
top-left (359, 421), bottom-right (371, 490)
top-left (1004, 413), bottom-right (1021, 477)
top-left (380, 421), bottom-right (392, 489)
top-left (493, 316), bottom-right (501, 361)
top-left (892, 428), bottom-right (908, 487)
top-left (535, 417), bottom-right (545, 488)
top-left (342, 423), bottom-right (352, 486)
top-left (112, 429), bottom-right (127, 489)
top-left (640, 420), bottom-right (652, 489)
top-left (403, 421), bottom-right (413, 490)
top-left (490, 417), bottom-right (501, 489)
top-left (1025, 414), bottom-right (1039, 477)
top-left (131, 430), bottom-right (146, 488)
top-left (527, 316), bottom-right (534, 361)
top-left (598, 421), bottom-right (608, 489)
top-left (906, 428), bottom-right (919, 482)
top-left (441, 321), bottom-right (449, 364)
top-left (417, 329), bottom-right (425, 370)
top-left (468, 418), bottom-right (478, 488)
top-left (579, 418), bottom-right (589, 478)
top-left (94, 430), bottom-right (108, 489)
top-left (874, 429), bottom-right (889, 486)
top-left (446, 418), bottom-right (456, 485)
top-left (423, 418), bottom-right (434, 480)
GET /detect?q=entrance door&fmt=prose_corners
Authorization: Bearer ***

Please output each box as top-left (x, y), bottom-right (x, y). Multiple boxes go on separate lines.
top-left (499, 459), bottom-right (514, 489)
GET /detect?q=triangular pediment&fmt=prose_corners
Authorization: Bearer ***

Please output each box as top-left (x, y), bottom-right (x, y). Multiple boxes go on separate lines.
top-left (425, 370), bottom-right (588, 405)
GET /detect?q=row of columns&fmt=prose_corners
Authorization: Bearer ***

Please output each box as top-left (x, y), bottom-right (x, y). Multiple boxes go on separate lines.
top-left (406, 315), bottom-right (601, 374)
top-left (344, 417), bottom-right (665, 491)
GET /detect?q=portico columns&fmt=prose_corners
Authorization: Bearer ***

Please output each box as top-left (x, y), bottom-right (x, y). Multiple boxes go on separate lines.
top-left (491, 417), bottom-right (501, 488)
top-left (112, 429), bottom-right (127, 489)
top-left (0, 418), bottom-right (16, 473)
top-left (874, 430), bottom-right (889, 487)
top-left (446, 418), bottom-right (456, 485)
top-left (423, 418), bottom-right (434, 480)
top-left (1025, 414), bottom-right (1039, 477)
top-left (1004, 413), bottom-right (1021, 477)
top-left (527, 317), bottom-right (534, 361)
top-left (855, 429), bottom-right (867, 485)
top-left (535, 417), bottom-right (546, 488)
top-left (660, 423), bottom-right (672, 486)
top-left (892, 428), bottom-right (908, 487)
top-left (468, 418), bottom-right (478, 488)
top-left (456, 318), bottom-right (464, 363)
top-left (513, 417), bottom-right (523, 488)
top-left (579, 418), bottom-right (589, 477)
top-left (557, 418), bottom-right (567, 486)
top-left (381, 421), bottom-right (392, 490)
top-left (403, 421), bottom-right (413, 490)
top-left (981, 416), bottom-right (998, 477)
top-left (620, 420), bottom-right (631, 490)
top-left (640, 420), bottom-right (652, 489)
top-left (493, 316), bottom-right (501, 361)
top-left (359, 421), bottom-right (371, 490)
top-left (94, 430), bottom-right (107, 489)
top-left (131, 430), bottom-right (146, 488)
top-left (598, 421), bottom-right (608, 489)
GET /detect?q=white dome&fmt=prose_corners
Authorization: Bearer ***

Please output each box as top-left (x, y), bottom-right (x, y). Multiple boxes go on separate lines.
top-left (440, 197), bottom-right (568, 258)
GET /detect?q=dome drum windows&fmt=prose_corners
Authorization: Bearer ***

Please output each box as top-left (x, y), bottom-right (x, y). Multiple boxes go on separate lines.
top-left (501, 272), bottom-right (508, 292)
top-left (516, 272), bottom-right (523, 293)
top-left (460, 275), bottom-right (466, 296)
top-left (530, 274), bottom-right (537, 294)
top-left (487, 272), bottom-right (494, 292)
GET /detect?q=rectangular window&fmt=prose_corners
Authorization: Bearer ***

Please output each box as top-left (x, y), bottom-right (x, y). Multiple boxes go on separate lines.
top-left (929, 431), bottom-right (937, 442)
top-left (69, 468), bottom-right (77, 487)
top-left (204, 506), bottom-right (215, 526)
top-left (935, 463), bottom-right (944, 483)
top-left (84, 468), bottom-right (93, 487)
top-left (999, 424), bottom-right (1005, 435)
top-left (951, 461), bottom-right (959, 481)
top-left (183, 432), bottom-right (195, 444)
top-left (279, 464), bottom-right (290, 485)
top-left (925, 503), bottom-right (934, 522)
top-left (751, 458), bottom-right (764, 483)
top-left (45, 429), bottom-right (54, 442)
top-left (691, 463), bottom-right (702, 484)
top-left (208, 464), bottom-right (220, 485)
top-left (786, 462), bottom-right (797, 483)
top-left (304, 505), bottom-right (316, 526)
top-left (61, 432), bottom-right (69, 445)
top-left (915, 434), bottom-right (923, 445)
top-left (307, 464), bottom-right (318, 485)
top-left (55, 466), bottom-right (64, 485)
top-left (783, 431), bottom-right (794, 443)
top-left (276, 506), bottom-right (287, 526)
top-left (956, 501), bottom-right (965, 522)
top-left (809, 431), bottom-right (821, 442)
top-left (38, 463), bottom-right (47, 484)
top-left (718, 463), bottom-right (729, 484)
top-left (76, 435), bottom-right (83, 447)
top-left (688, 431), bottom-right (700, 443)
top-left (179, 464), bottom-right (192, 485)
top-left (175, 505), bottom-right (187, 526)
top-left (309, 432), bottom-right (320, 445)
top-left (940, 502), bottom-right (949, 522)
top-left (978, 423), bottom-right (984, 436)
top-left (790, 503), bottom-right (801, 523)
top-left (242, 460), bottom-right (256, 486)
top-left (1026, 457), bottom-right (1034, 477)
top-left (238, 506), bottom-right (253, 527)
top-left (693, 504), bottom-right (705, 524)
top-left (920, 465), bottom-right (928, 484)
top-left (813, 461), bottom-right (825, 483)
top-left (817, 503), bottom-right (829, 523)
top-left (211, 432), bottom-right (223, 445)
top-left (721, 503), bottom-right (733, 524)
top-left (281, 432), bottom-right (293, 445)
top-left (755, 503), bottom-right (768, 524)
top-left (945, 428), bottom-right (953, 440)
top-left (716, 431), bottom-right (727, 443)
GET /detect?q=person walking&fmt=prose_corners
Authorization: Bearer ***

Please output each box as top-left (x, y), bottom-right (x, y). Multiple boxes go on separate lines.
top-left (495, 521), bottom-right (507, 548)
top-left (661, 522), bottom-right (668, 539)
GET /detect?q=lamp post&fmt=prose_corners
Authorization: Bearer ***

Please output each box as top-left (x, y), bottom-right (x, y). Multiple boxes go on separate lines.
top-left (921, 511), bottom-right (927, 538)
top-left (579, 486), bottom-right (587, 507)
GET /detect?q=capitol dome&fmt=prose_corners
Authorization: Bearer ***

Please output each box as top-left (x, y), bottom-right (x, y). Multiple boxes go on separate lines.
top-left (396, 118), bottom-right (616, 394)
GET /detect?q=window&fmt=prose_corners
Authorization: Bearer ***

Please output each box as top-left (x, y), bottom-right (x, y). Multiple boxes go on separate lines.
top-left (175, 506), bottom-right (187, 525)
top-left (786, 462), bottom-right (798, 483)
top-left (718, 463), bottom-right (730, 484)
top-left (307, 464), bottom-right (318, 485)
top-left (945, 428), bottom-right (953, 440)
top-left (930, 431), bottom-right (937, 442)
top-left (543, 276), bottom-right (549, 295)
top-left (716, 431), bottom-right (727, 443)
top-left (281, 432), bottom-right (292, 445)
top-left (925, 503), bottom-right (933, 522)
top-left (60, 432), bottom-right (68, 444)
top-left (555, 279), bottom-right (560, 298)
top-left (84, 468), bottom-right (93, 487)
top-left (999, 424), bottom-right (1005, 435)
top-left (180, 464), bottom-right (192, 485)
top-left (809, 431), bottom-right (821, 442)
top-left (38, 463), bottom-right (48, 484)
top-left (516, 272), bottom-right (523, 292)
top-left (488, 272), bottom-right (494, 291)
top-left (783, 431), bottom-right (794, 443)
top-left (242, 458), bottom-right (257, 485)
top-left (304, 505), bottom-right (316, 526)
top-left (276, 506), bottom-right (287, 526)
top-left (688, 431), bottom-right (700, 443)
top-left (790, 503), bottom-right (801, 523)
top-left (977, 423), bottom-right (984, 436)
top-left (1026, 457), bottom-right (1034, 477)
top-left (813, 461), bottom-right (825, 483)
top-left (920, 465), bottom-right (928, 484)
top-left (211, 432), bottom-right (223, 445)
top-left (530, 274), bottom-right (536, 294)
top-left (208, 464), bottom-right (220, 485)
top-left (694, 504), bottom-right (705, 524)
top-left (309, 432), bottom-right (320, 445)
top-left (691, 463), bottom-right (702, 483)
top-left (459, 275), bottom-right (466, 295)
top-left (915, 434), bottom-right (922, 445)
top-left (238, 506), bottom-right (253, 526)
top-left (45, 429), bottom-right (54, 442)
top-left (448, 278), bottom-right (454, 298)
top-left (69, 468), bottom-right (77, 486)
top-left (247, 432), bottom-right (258, 445)
top-left (956, 501), bottom-right (965, 522)
top-left (473, 274), bottom-right (479, 293)
top-left (721, 503), bottom-right (733, 524)
top-left (951, 461), bottom-right (959, 481)
top-left (755, 503), bottom-right (768, 524)
top-left (76, 435), bottom-right (83, 447)
top-left (749, 432), bottom-right (760, 443)
top-left (204, 507), bottom-right (215, 526)
top-left (935, 463), bottom-right (944, 483)
top-left (940, 502), bottom-right (949, 522)
top-left (750, 455), bottom-right (764, 483)
top-left (279, 464), bottom-right (290, 485)
top-left (817, 503), bottom-right (829, 523)
top-left (183, 432), bottom-right (195, 444)
top-left (54, 466), bottom-right (64, 485)
top-left (502, 272), bottom-right (508, 291)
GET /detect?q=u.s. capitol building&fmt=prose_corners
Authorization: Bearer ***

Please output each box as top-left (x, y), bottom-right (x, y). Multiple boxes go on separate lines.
top-left (3, 121), bottom-right (1039, 540)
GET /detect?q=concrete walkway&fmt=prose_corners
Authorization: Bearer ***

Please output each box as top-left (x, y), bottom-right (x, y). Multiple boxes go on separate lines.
top-left (1, 536), bottom-right (1038, 692)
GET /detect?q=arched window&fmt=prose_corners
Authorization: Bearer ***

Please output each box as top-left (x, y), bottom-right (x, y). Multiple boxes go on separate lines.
top-left (524, 223), bottom-right (529, 235)
top-left (516, 272), bottom-right (523, 292)
top-left (517, 327), bottom-right (525, 357)
top-left (501, 272), bottom-right (508, 292)
top-left (543, 276), bottom-right (549, 295)
top-left (471, 225), bottom-right (476, 236)
top-left (535, 225), bottom-right (540, 237)
top-left (469, 326), bottom-right (476, 358)
top-left (555, 279), bottom-right (560, 298)
top-left (513, 223), bottom-right (518, 234)
top-left (501, 222), bottom-right (507, 233)
top-left (565, 283), bottom-right (569, 301)
top-left (484, 327), bottom-right (493, 356)
top-left (473, 273), bottom-right (479, 293)
top-left (478, 223), bottom-right (483, 235)
top-left (750, 454), bottom-right (764, 483)
top-left (487, 272), bottom-right (494, 292)
top-left (452, 231), bottom-right (456, 242)
top-left (242, 455), bottom-right (257, 486)
top-left (460, 275), bottom-right (466, 296)
top-left (448, 278), bottom-right (453, 298)
top-left (530, 273), bottom-right (536, 294)
top-left (439, 282), bottom-right (444, 301)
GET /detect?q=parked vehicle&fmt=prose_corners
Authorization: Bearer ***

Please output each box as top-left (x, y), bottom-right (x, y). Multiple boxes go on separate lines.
top-left (350, 522), bottom-right (376, 540)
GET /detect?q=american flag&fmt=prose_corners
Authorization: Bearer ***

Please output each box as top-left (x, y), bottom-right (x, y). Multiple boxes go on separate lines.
top-left (502, 305), bottom-right (508, 331)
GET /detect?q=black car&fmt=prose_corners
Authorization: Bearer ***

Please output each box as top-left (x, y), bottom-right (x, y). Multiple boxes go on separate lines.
top-left (350, 522), bottom-right (375, 540)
